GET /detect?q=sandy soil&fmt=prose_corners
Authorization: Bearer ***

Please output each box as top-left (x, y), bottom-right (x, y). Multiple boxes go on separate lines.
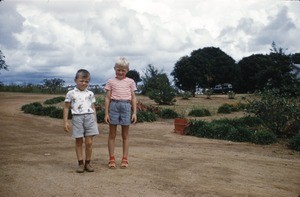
top-left (0, 92), bottom-right (299, 197)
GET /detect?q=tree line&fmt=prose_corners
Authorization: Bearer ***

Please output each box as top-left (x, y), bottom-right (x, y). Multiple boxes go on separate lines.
top-left (1, 42), bottom-right (299, 98)
top-left (171, 42), bottom-right (300, 96)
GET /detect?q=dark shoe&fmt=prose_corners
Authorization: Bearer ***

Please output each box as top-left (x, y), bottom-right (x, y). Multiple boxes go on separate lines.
top-left (84, 164), bottom-right (94, 172)
top-left (76, 164), bottom-right (85, 173)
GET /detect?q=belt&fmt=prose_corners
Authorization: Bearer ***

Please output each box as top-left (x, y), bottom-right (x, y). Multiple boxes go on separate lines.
top-left (111, 99), bottom-right (130, 103)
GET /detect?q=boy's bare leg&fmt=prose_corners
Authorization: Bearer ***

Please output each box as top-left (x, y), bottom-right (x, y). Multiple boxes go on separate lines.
top-left (85, 136), bottom-right (93, 161)
top-left (121, 125), bottom-right (129, 158)
top-left (75, 138), bottom-right (84, 161)
top-left (108, 125), bottom-right (117, 157)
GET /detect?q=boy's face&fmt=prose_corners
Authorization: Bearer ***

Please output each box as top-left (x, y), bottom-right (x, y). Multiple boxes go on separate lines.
top-left (75, 75), bottom-right (90, 91)
top-left (114, 65), bottom-right (128, 80)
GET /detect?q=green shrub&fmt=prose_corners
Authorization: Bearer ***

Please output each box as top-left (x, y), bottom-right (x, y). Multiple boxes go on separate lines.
top-left (227, 91), bottom-right (235, 99)
top-left (137, 111), bottom-right (157, 122)
top-left (252, 130), bottom-right (277, 145)
top-left (209, 123), bottom-right (236, 139)
top-left (237, 116), bottom-right (263, 127)
top-left (226, 127), bottom-right (254, 142)
top-left (160, 108), bottom-right (178, 119)
top-left (247, 88), bottom-right (300, 137)
top-left (211, 116), bottom-right (262, 129)
top-left (44, 96), bottom-right (65, 105)
top-left (185, 120), bottom-right (208, 136)
top-left (181, 91), bottom-right (191, 100)
top-left (95, 96), bottom-right (105, 110)
top-left (187, 118), bottom-right (262, 143)
top-left (21, 102), bottom-right (42, 111)
top-left (96, 110), bottom-right (105, 123)
top-left (217, 104), bottom-right (232, 114)
top-left (49, 108), bottom-right (64, 119)
top-left (21, 102), bottom-right (44, 115)
top-left (43, 106), bottom-right (58, 116)
top-left (288, 134), bottom-right (300, 151)
top-left (188, 108), bottom-right (211, 117)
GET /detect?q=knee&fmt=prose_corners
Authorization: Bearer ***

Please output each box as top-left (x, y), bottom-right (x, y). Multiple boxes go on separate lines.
top-left (109, 133), bottom-right (116, 140)
top-left (85, 140), bottom-right (93, 148)
top-left (122, 134), bottom-right (129, 141)
top-left (76, 138), bottom-right (83, 146)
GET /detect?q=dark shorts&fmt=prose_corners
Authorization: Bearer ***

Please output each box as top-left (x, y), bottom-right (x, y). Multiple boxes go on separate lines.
top-left (109, 100), bottom-right (131, 126)
top-left (72, 113), bottom-right (99, 138)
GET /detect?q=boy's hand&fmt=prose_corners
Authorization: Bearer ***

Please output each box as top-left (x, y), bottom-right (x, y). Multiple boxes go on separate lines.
top-left (104, 114), bottom-right (110, 124)
top-left (64, 122), bottom-right (71, 133)
top-left (131, 113), bottom-right (137, 124)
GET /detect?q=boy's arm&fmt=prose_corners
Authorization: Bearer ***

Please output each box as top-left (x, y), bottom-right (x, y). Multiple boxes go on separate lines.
top-left (63, 102), bottom-right (71, 133)
top-left (104, 90), bottom-right (111, 124)
top-left (91, 103), bottom-right (97, 121)
top-left (131, 91), bottom-right (137, 124)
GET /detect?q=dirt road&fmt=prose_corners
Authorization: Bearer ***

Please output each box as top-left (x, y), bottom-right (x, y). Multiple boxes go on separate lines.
top-left (0, 92), bottom-right (299, 197)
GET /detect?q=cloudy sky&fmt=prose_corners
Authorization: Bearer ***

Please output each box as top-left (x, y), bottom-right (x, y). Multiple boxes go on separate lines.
top-left (0, 0), bottom-right (299, 85)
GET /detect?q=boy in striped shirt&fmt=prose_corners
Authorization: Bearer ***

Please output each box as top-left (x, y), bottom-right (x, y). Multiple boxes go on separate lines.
top-left (104, 57), bottom-right (137, 169)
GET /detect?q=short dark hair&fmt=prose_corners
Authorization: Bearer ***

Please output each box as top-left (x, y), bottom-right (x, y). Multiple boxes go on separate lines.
top-left (75, 69), bottom-right (90, 79)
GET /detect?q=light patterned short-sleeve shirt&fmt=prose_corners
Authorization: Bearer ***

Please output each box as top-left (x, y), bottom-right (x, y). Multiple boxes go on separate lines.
top-left (105, 77), bottom-right (136, 100)
top-left (65, 87), bottom-right (96, 114)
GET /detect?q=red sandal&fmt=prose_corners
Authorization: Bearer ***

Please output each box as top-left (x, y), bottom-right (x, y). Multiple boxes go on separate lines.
top-left (108, 156), bottom-right (116, 169)
top-left (121, 157), bottom-right (128, 169)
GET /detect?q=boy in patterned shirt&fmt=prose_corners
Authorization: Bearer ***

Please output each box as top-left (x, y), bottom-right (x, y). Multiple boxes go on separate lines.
top-left (63, 69), bottom-right (99, 173)
top-left (104, 57), bottom-right (137, 169)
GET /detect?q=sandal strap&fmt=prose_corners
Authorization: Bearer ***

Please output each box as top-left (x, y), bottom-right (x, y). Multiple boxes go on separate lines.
top-left (121, 157), bottom-right (128, 164)
top-left (109, 155), bottom-right (115, 161)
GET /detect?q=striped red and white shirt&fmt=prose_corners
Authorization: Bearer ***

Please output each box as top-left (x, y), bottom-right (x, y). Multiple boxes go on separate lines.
top-left (105, 77), bottom-right (137, 100)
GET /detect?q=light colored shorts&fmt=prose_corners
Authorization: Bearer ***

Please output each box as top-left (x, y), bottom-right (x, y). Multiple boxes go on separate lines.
top-left (109, 100), bottom-right (131, 126)
top-left (72, 113), bottom-right (99, 138)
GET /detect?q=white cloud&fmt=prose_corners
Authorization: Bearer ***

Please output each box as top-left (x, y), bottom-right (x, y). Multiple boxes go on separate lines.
top-left (0, 0), bottom-right (299, 84)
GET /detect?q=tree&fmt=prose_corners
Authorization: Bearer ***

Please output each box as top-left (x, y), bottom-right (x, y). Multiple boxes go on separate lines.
top-left (148, 73), bottom-right (176, 105)
top-left (172, 47), bottom-right (237, 96)
top-left (141, 64), bottom-right (176, 105)
top-left (238, 42), bottom-right (297, 93)
top-left (171, 56), bottom-right (199, 95)
top-left (238, 54), bottom-right (271, 92)
top-left (126, 69), bottom-right (142, 86)
top-left (42, 78), bottom-right (65, 93)
top-left (0, 50), bottom-right (9, 73)
top-left (141, 64), bottom-right (161, 95)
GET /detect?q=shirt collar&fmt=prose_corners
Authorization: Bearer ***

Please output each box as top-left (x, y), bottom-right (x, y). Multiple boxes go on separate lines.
top-left (74, 87), bottom-right (88, 92)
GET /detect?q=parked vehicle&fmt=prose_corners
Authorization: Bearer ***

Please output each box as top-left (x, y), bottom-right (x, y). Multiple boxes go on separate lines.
top-left (213, 83), bottom-right (233, 94)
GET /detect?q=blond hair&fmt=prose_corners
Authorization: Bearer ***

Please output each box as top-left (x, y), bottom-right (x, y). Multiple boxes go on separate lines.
top-left (115, 57), bottom-right (129, 68)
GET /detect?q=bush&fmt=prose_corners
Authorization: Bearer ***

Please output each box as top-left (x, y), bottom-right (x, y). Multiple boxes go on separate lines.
top-left (209, 123), bottom-right (236, 139)
top-left (44, 96), bottom-right (65, 105)
top-left (185, 120), bottom-right (208, 136)
top-left (96, 110), bottom-right (105, 123)
top-left (211, 116), bottom-right (262, 128)
top-left (43, 106), bottom-right (58, 116)
top-left (160, 108), bottom-right (178, 119)
top-left (247, 88), bottom-right (300, 137)
top-left (187, 118), bottom-right (269, 144)
top-left (188, 108), bottom-right (211, 117)
top-left (252, 130), bottom-right (277, 145)
top-left (49, 108), bottom-right (64, 119)
top-left (217, 104), bottom-right (231, 114)
top-left (237, 116), bottom-right (263, 127)
top-left (288, 134), bottom-right (300, 151)
top-left (137, 111), bottom-right (157, 122)
top-left (181, 91), bottom-right (191, 100)
top-left (21, 102), bottom-right (65, 119)
top-left (227, 91), bottom-right (235, 99)
top-left (21, 102), bottom-right (44, 115)
top-left (226, 127), bottom-right (254, 142)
